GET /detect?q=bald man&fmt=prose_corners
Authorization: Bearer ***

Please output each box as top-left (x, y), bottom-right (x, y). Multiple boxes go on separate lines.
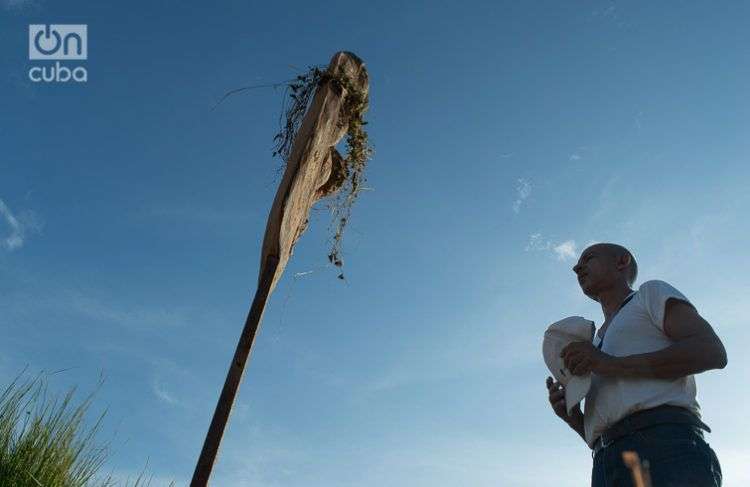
top-left (546, 243), bottom-right (726, 486)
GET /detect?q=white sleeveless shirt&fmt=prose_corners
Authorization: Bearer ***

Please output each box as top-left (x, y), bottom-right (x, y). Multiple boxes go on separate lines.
top-left (583, 280), bottom-right (702, 447)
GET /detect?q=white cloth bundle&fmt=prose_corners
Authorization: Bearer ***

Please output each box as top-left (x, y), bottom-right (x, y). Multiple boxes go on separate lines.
top-left (542, 316), bottom-right (596, 414)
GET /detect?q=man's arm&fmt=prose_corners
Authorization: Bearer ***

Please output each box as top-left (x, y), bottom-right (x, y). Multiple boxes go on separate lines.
top-left (546, 377), bottom-right (586, 443)
top-left (605, 299), bottom-right (727, 380)
top-left (562, 299), bottom-right (728, 380)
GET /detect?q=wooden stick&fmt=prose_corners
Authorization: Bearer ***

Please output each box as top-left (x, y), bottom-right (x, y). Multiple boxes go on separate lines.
top-left (622, 451), bottom-right (652, 487)
top-left (190, 255), bottom-right (279, 487)
top-left (189, 51), bottom-right (367, 487)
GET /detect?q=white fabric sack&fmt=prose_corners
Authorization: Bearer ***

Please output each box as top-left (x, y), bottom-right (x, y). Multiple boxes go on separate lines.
top-left (542, 316), bottom-right (596, 414)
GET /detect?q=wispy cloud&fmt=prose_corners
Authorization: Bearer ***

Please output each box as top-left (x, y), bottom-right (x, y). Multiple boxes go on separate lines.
top-left (151, 378), bottom-right (181, 406)
top-left (568, 146), bottom-right (596, 164)
top-left (634, 110), bottom-right (643, 130)
top-left (3, 0), bottom-right (36, 10)
top-left (512, 178), bottom-right (532, 214)
top-left (553, 240), bottom-right (578, 261)
top-left (147, 358), bottom-right (201, 411)
top-left (0, 198), bottom-right (42, 251)
top-left (525, 234), bottom-right (578, 262)
top-left (524, 233), bottom-right (551, 252)
top-left (590, 2), bottom-right (628, 29)
top-left (0, 200), bottom-right (23, 250)
top-left (70, 293), bottom-right (188, 329)
top-left (588, 174), bottom-right (621, 224)
top-left (598, 4), bottom-right (616, 18)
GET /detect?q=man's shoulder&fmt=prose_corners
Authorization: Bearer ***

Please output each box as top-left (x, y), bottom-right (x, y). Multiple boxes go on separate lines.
top-left (636, 280), bottom-right (693, 313)
top-left (637, 279), bottom-right (678, 294)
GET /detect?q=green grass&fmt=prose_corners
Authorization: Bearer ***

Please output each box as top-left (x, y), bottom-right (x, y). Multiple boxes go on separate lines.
top-left (0, 368), bottom-right (176, 487)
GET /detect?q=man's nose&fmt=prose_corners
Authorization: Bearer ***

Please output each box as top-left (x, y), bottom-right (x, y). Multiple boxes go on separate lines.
top-left (572, 263), bottom-right (582, 274)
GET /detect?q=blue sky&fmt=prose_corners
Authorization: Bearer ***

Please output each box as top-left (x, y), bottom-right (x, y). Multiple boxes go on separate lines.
top-left (1, 1), bottom-right (749, 485)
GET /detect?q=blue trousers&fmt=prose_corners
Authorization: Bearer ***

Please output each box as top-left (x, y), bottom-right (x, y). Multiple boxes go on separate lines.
top-left (591, 423), bottom-right (722, 487)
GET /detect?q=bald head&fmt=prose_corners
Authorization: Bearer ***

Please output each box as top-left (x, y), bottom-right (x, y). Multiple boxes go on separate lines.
top-left (586, 243), bottom-right (638, 286)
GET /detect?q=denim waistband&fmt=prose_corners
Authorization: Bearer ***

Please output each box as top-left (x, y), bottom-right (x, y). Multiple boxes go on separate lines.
top-left (592, 405), bottom-right (710, 456)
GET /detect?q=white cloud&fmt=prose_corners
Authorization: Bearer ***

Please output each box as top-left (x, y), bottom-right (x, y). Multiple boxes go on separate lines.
top-left (0, 199), bottom-right (23, 250)
top-left (0, 198), bottom-right (41, 251)
top-left (634, 110), bottom-right (643, 130)
top-left (568, 146), bottom-right (596, 163)
top-left (553, 240), bottom-right (578, 261)
top-left (146, 357), bottom-right (215, 414)
top-left (70, 293), bottom-right (187, 329)
top-left (525, 234), bottom-right (579, 262)
top-left (3, 0), bottom-right (35, 10)
top-left (151, 378), bottom-right (181, 406)
top-left (512, 179), bottom-right (532, 214)
top-left (588, 174), bottom-right (621, 224)
top-left (524, 233), bottom-right (550, 252)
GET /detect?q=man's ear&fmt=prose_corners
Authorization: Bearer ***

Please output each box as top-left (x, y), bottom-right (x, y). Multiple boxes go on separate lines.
top-left (616, 253), bottom-right (632, 271)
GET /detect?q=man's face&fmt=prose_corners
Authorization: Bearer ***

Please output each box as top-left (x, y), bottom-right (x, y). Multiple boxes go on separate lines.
top-left (572, 245), bottom-right (617, 300)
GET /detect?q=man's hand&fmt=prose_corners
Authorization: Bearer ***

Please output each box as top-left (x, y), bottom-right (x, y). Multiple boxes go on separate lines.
top-left (546, 376), bottom-right (586, 441)
top-left (546, 376), bottom-right (580, 422)
top-left (561, 341), bottom-right (613, 376)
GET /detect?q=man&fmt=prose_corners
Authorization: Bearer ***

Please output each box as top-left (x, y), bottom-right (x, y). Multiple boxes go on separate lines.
top-left (546, 243), bottom-right (726, 486)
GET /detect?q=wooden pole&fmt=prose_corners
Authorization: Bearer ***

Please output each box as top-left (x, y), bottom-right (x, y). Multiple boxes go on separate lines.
top-left (189, 51), bottom-right (368, 487)
top-left (622, 451), bottom-right (652, 487)
top-left (190, 255), bottom-right (279, 487)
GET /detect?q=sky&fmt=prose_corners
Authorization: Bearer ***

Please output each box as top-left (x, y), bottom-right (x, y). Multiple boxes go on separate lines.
top-left (1, 1), bottom-right (749, 485)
